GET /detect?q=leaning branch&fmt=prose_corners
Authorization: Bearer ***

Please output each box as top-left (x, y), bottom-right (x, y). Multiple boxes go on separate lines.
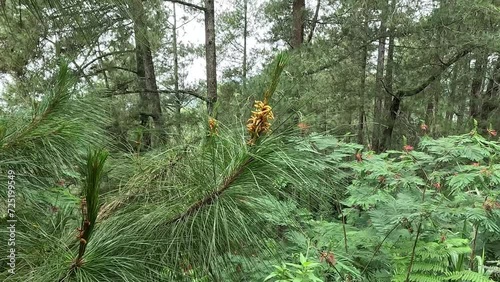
top-left (304, 30), bottom-right (416, 76)
top-left (80, 50), bottom-right (136, 70)
top-left (103, 88), bottom-right (208, 102)
top-left (306, 0), bottom-right (321, 44)
top-left (163, 0), bottom-right (205, 11)
top-left (83, 66), bottom-right (138, 77)
top-left (396, 48), bottom-right (471, 97)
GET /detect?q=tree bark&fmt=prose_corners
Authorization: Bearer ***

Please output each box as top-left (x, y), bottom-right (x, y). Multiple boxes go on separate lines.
top-left (357, 46), bottom-right (368, 145)
top-left (456, 58), bottom-right (470, 129)
top-left (371, 33), bottom-right (386, 151)
top-left (379, 33), bottom-right (395, 151)
top-left (131, 0), bottom-right (165, 148)
top-left (469, 53), bottom-right (487, 119)
top-left (480, 58), bottom-right (500, 132)
top-left (446, 62), bottom-right (459, 133)
top-left (242, 0), bottom-right (248, 91)
top-left (172, 2), bottom-right (182, 137)
top-left (424, 81), bottom-right (440, 137)
top-left (205, 0), bottom-right (217, 116)
top-left (144, 41), bottom-right (164, 142)
top-left (291, 0), bottom-right (305, 49)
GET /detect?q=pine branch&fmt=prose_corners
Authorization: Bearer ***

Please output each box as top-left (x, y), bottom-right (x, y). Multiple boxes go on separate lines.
top-left (2, 64), bottom-right (72, 150)
top-left (166, 157), bottom-right (253, 225)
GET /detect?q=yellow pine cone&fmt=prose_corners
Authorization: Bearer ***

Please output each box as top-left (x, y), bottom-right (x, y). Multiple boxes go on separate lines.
top-left (208, 117), bottom-right (218, 135)
top-left (247, 101), bottom-right (274, 145)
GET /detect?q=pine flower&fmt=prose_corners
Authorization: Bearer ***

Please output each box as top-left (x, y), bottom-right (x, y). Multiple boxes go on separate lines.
top-left (320, 251), bottom-right (337, 267)
top-left (355, 152), bottom-right (363, 162)
top-left (247, 100), bottom-right (274, 145)
top-left (208, 117), bottom-right (218, 136)
top-left (487, 128), bottom-right (497, 137)
top-left (297, 122), bottom-right (309, 134)
top-left (403, 144), bottom-right (414, 152)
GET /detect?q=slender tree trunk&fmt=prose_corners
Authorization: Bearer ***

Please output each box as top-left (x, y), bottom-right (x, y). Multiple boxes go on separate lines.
top-left (447, 63), bottom-right (459, 133)
top-left (164, 0), bottom-right (214, 115)
top-left (357, 45), bottom-right (368, 145)
top-left (132, 0), bottom-right (150, 149)
top-left (469, 53), bottom-right (487, 120)
top-left (172, 3), bottom-right (182, 137)
top-left (371, 33), bottom-right (386, 151)
top-left (242, 0), bottom-right (248, 91)
top-left (379, 32), bottom-right (395, 151)
top-left (291, 0), bottom-right (305, 49)
top-left (144, 43), bottom-right (164, 143)
top-left (424, 81), bottom-right (440, 137)
top-left (456, 58), bottom-right (470, 130)
top-left (306, 0), bottom-right (321, 44)
top-left (131, 0), bottom-right (164, 149)
top-left (205, 0), bottom-right (217, 115)
top-left (383, 94), bottom-right (401, 150)
top-left (432, 83), bottom-right (440, 136)
top-left (480, 58), bottom-right (500, 132)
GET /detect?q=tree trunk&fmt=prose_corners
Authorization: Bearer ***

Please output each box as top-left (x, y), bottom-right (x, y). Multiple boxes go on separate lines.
top-left (379, 32), bottom-right (395, 151)
top-left (424, 79), bottom-right (441, 137)
top-left (469, 53), bottom-right (487, 120)
top-left (291, 0), bottom-right (305, 49)
top-left (132, 0), bottom-right (164, 149)
top-left (242, 0), bottom-right (248, 91)
top-left (143, 42), bottom-right (164, 144)
top-left (447, 63), bottom-right (459, 133)
top-left (172, 2), bottom-right (182, 137)
top-left (205, 0), bottom-right (217, 116)
top-left (480, 58), bottom-right (500, 133)
top-left (371, 34), bottom-right (386, 151)
top-left (357, 47), bottom-right (368, 145)
top-left (383, 95), bottom-right (401, 150)
top-left (456, 58), bottom-right (470, 130)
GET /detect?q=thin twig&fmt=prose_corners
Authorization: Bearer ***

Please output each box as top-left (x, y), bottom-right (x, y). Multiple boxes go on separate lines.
top-left (469, 196), bottom-right (487, 269)
top-left (335, 200), bottom-right (348, 253)
top-left (361, 222), bottom-right (401, 276)
top-left (469, 223), bottom-right (479, 269)
top-left (405, 220), bottom-right (422, 282)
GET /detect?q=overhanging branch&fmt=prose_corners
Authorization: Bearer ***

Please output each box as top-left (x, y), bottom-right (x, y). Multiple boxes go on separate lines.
top-left (396, 48), bottom-right (471, 97)
top-left (103, 88), bottom-right (208, 102)
top-left (83, 66), bottom-right (137, 77)
top-left (80, 50), bottom-right (136, 70)
top-left (164, 0), bottom-right (205, 11)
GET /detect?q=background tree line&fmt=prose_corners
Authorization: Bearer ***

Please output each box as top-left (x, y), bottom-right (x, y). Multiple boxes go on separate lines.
top-left (0, 0), bottom-right (498, 152)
